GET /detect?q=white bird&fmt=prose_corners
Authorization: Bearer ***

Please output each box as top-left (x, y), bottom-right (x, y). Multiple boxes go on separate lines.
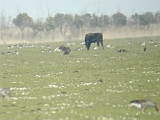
top-left (154, 44), bottom-right (158, 47)
top-left (15, 51), bottom-right (19, 54)
top-left (41, 50), bottom-right (45, 53)
top-left (48, 49), bottom-right (52, 53)
top-left (94, 46), bottom-right (98, 50)
top-left (54, 47), bottom-right (61, 52)
top-left (140, 41), bottom-right (145, 46)
top-left (106, 43), bottom-right (111, 48)
top-left (128, 41), bottom-right (131, 44)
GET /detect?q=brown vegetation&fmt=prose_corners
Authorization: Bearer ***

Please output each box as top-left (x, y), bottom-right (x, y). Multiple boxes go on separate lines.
top-left (0, 11), bottom-right (160, 44)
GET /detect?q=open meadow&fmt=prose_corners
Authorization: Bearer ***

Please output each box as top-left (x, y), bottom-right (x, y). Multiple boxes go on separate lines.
top-left (0, 36), bottom-right (160, 120)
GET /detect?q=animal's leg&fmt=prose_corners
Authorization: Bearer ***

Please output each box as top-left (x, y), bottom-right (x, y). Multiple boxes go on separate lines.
top-left (100, 41), bottom-right (104, 49)
top-left (87, 42), bottom-right (91, 50)
top-left (97, 41), bottom-right (100, 46)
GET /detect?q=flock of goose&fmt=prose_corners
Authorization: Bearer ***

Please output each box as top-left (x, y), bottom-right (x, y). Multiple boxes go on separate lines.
top-left (0, 87), bottom-right (159, 113)
top-left (1, 39), bottom-right (159, 113)
top-left (1, 43), bottom-right (75, 55)
top-left (1, 39), bottom-right (159, 55)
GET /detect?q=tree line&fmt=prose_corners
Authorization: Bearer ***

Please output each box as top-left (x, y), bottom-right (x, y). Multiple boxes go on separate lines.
top-left (1, 11), bottom-right (160, 42)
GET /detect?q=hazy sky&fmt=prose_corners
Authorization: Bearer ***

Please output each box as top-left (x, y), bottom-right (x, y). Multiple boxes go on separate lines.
top-left (1, 0), bottom-right (160, 20)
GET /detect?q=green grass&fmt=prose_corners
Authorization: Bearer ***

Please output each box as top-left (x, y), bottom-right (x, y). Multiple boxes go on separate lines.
top-left (0, 36), bottom-right (160, 120)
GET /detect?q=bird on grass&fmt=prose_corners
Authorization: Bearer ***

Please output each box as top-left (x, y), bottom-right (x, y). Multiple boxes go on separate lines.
top-left (129, 100), bottom-right (159, 113)
top-left (0, 88), bottom-right (10, 100)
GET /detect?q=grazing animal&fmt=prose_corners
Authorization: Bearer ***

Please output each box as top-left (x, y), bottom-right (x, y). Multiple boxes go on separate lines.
top-left (85, 33), bottom-right (104, 50)
top-left (144, 47), bottom-right (146, 52)
top-left (129, 100), bottom-right (159, 113)
top-left (0, 88), bottom-right (10, 100)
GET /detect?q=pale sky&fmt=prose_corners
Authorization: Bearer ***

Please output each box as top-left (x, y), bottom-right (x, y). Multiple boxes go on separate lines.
top-left (0, 0), bottom-right (160, 20)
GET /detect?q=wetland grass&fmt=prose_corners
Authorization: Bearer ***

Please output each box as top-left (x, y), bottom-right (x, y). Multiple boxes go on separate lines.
top-left (0, 36), bottom-right (160, 120)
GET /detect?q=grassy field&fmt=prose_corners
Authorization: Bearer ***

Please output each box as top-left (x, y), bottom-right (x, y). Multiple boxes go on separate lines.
top-left (0, 36), bottom-right (160, 120)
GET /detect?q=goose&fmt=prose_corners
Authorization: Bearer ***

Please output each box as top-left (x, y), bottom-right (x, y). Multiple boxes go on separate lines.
top-left (141, 42), bottom-right (145, 46)
top-left (7, 52), bottom-right (11, 55)
top-left (48, 49), bottom-right (52, 53)
top-left (0, 88), bottom-right (10, 100)
top-left (139, 41), bottom-right (145, 46)
top-left (129, 100), bottom-right (159, 113)
top-left (40, 50), bottom-right (45, 53)
top-left (150, 40), bottom-right (153, 43)
top-left (154, 44), bottom-right (158, 47)
top-left (15, 51), bottom-right (19, 54)
top-left (106, 43), bottom-right (111, 48)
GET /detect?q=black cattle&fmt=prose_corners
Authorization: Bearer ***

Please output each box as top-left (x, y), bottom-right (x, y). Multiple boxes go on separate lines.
top-left (85, 33), bottom-right (104, 50)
